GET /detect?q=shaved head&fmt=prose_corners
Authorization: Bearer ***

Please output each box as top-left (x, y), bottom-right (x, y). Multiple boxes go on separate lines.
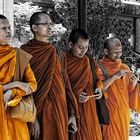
top-left (104, 37), bottom-right (122, 50)
top-left (0, 14), bottom-right (7, 20)
top-left (30, 12), bottom-right (50, 33)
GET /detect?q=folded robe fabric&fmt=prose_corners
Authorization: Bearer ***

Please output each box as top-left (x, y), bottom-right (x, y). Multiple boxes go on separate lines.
top-left (97, 57), bottom-right (140, 140)
top-left (21, 39), bottom-right (78, 140)
top-left (0, 44), bottom-right (37, 140)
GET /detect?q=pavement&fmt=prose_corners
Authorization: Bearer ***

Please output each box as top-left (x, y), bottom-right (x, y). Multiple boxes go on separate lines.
top-left (129, 136), bottom-right (140, 140)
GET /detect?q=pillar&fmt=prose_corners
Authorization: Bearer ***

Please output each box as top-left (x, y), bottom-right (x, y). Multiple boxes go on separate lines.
top-left (135, 18), bottom-right (140, 53)
top-left (78, 0), bottom-right (87, 31)
top-left (0, 0), bottom-right (14, 35)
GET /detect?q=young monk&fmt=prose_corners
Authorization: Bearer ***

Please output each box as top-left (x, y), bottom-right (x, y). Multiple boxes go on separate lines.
top-left (66, 28), bottom-right (103, 140)
top-left (0, 14), bottom-right (37, 140)
top-left (97, 37), bottom-right (140, 140)
top-left (21, 12), bottom-right (78, 140)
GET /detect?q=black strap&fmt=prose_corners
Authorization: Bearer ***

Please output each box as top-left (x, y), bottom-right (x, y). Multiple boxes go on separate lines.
top-left (55, 46), bottom-right (66, 88)
top-left (86, 53), bottom-right (97, 89)
top-left (98, 63), bottom-right (109, 80)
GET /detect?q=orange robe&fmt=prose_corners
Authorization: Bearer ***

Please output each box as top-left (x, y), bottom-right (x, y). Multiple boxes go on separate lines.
top-left (97, 57), bottom-right (140, 140)
top-left (21, 40), bottom-right (78, 140)
top-left (0, 45), bottom-right (37, 140)
top-left (66, 52), bottom-right (102, 140)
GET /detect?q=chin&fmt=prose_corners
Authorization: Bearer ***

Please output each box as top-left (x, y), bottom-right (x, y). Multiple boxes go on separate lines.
top-left (78, 55), bottom-right (84, 58)
top-left (114, 59), bottom-right (120, 62)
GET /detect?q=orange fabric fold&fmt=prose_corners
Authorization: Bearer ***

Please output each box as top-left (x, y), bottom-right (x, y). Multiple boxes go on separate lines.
top-left (97, 57), bottom-right (140, 140)
top-left (66, 52), bottom-right (102, 140)
top-left (21, 40), bottom-right (77, 140)
top-left (0, 45), bottom-right (37, 140)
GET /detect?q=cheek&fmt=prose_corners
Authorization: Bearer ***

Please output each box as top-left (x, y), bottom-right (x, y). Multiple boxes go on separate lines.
top-left (0, 34), bottom-right (4, 40)
top-left (72, 48), bottom-right (80, 55)
top-left (85, 48), bottom-right (88, 53)
top-left (108, 54), bottom-right (115, 58)
top-left (118, 53), bottom-right (122, 57)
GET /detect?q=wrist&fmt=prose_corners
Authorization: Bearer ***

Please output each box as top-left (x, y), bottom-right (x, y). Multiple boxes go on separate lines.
top-left (113, 73), bottom-right (119, 80)
top-left (2, 83), bottom-right (11, 92)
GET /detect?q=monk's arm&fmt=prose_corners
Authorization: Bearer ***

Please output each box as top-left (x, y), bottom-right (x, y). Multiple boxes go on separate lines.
top-left (103, 74), bottom-right (118, 90)
top-left (95, 61), bottom-right (118, 91)
top-left (3, 64), bottom-right (37, 95)
top-left (103, 70), bottom-right (129, 90)
top-left (4, 64), bottom-right (37, 107)
top-left (23, 63), bottom-right (37, 93)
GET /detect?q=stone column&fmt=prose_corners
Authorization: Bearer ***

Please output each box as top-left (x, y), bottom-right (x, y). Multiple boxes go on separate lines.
top-left (135, 18), bottom-right (140, 53)
top-left (0, 0), bottom-right (14, 35)
top-left (78, 0), bottom-right (87, 31)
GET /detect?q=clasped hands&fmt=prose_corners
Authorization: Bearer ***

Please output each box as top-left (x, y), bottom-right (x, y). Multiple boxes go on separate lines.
top-left (3, 81), bottom-right (33, 110)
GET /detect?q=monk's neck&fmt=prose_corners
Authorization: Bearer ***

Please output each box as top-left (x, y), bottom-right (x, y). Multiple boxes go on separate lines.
top-left (34, 36), bottom-right (49, 43)
top-left (0, 42), bottom-right (9, 46)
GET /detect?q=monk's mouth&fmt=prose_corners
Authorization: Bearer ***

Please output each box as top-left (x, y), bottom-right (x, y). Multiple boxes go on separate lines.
top-left (6, 35), bottom-right (11, 38)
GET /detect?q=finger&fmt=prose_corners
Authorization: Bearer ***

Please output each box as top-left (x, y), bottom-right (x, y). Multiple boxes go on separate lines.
top-left (34, 129), bottom-right (37, 139)
top-left (95, 94), bottom-right (102, 99)
top-left (95, 95), bottom-right (100, 99)
top-left (80, 92), bottom-right (87, 95)
top-left (79, 98), bottom-right (87, 103)
top-left (83, 98), bottom-right (89, 102)
top-left (5, 103), bottom-right (7, 111)
top-left (31, 126), bottom-right (34, 137)
top-left (94, 93), bottom-right (102, 97)
top-left (68, 119), bottom-right (72, 124)
top-left (80, 94), bottom-right (88, 99)
top-left (26, 87), bottom-right (32, 95)
top-left (131, 76), bottom-right (137, 80)
top-left (37, 129), bottom-right (40, 139)
top-left (96, 96), bottom-right (102, 99)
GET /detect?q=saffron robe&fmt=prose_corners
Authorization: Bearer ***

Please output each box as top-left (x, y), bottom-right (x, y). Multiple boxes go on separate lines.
top-left (21, 40), bottom-right (78, 140)
top-left (0, 45), bottom-right (37, 140)
top-left (66, 52), bottom-right (102, 140)
top-left (97, 57), bottom-right (140, 140)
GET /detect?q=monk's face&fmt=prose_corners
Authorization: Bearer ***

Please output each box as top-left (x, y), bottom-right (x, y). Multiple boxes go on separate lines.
top-left (33, 14), bottom-right (53, 39)
top-left (0, 19), bottom-right (11, 45)
top-left (105, 44), bottom-right (122, 62)
top-left (70, 38), bottom-right (89, 58)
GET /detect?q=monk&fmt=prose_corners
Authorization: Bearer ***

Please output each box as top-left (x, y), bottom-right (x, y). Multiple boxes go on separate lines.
top-left (97, 37), bottom-right (140, 140)
top-left (66, 29), bottom-right (103, 140)
top-left (21, 12), bottom-right (78, 140)
top-left (0, 14), bottom-right (37, 140)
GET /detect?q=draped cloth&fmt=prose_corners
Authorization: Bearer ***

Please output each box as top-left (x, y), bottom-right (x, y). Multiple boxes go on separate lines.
top-left (21, 40), bottom-right (78, 140)
top-left (97, 57), bottom-right (140, 140)
top-left (66, 52), bottom-right (102, 140)
top-left (0, 44), bottom-right (37, 140)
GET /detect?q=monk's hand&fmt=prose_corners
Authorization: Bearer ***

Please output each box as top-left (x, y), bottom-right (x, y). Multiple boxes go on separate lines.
top-left (116, 70), bottom-right (129, 79)
top-left (15, 82), bottom-right (33, 95)
top-left (79, 92), bottom-right (89, 103)
top-left (130, 73), bottom-right (139, 87)
top-left (94, 87), bottom-right (102, 100)
top-left (68, 115), bottom-right (78, 133)
top-left (3, 90), bottom-right (12, 111)
top-left (31, 118), bottom-right (40, 139)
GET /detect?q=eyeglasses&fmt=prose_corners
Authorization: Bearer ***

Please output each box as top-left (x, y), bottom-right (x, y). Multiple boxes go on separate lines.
top-left (34, 22), bottom-right (54, 26)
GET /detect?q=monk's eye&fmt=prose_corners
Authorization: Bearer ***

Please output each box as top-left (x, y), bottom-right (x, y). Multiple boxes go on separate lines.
top-left (79, 46), bottom-right (83, 49)
top-left (1, 27), bottom-right (6, 30)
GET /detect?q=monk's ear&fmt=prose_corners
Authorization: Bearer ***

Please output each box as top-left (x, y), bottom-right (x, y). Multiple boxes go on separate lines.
top-left (32, 24), bottom-right (38, 32)
top-left (104, 48), bottom-right (108, 55)
top-left (69, 42), bottom-right (73, 49)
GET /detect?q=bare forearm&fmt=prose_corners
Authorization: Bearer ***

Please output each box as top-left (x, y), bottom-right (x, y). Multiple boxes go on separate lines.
top-left (2, 82), bottom-right (17, 92)
top-left (103, 74), bottom-right (118, 90)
